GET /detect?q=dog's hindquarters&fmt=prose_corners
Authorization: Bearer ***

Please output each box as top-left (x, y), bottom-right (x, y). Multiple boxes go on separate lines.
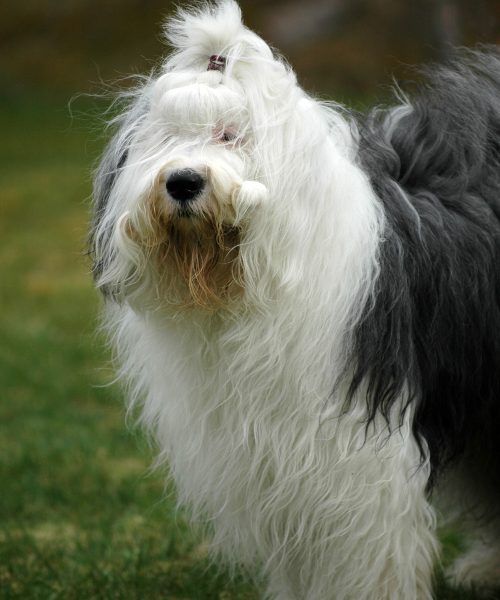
top-left (357, 49), bottom-right (500, 591)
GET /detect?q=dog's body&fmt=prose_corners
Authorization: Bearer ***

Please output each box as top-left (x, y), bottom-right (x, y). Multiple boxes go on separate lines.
top-left (90, 2), bottom-right (500, 598)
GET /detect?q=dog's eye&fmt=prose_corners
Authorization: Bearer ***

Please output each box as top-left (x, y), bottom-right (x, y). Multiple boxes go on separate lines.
top-left (215, 128), bottom-right (238, 144)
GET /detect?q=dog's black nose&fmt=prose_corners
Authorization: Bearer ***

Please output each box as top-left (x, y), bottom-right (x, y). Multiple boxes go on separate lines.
top-left (166, 169), bottom-right (205, 202)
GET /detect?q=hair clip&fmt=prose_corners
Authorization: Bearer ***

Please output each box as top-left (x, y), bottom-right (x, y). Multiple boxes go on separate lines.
top-left (207, 55), bottom-right (226, 72)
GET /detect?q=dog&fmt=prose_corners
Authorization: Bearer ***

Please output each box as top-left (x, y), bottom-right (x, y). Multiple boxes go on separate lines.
top-left (90, 2), bottom-right (500, 598)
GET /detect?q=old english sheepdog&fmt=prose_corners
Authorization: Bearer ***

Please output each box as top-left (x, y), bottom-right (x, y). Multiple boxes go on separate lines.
top-left (90, 1), bottom-right (500, 598)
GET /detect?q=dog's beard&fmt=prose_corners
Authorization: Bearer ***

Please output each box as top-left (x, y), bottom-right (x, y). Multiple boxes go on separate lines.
top-left (160, 216), bottom-right (242, 309)
top-left (123, 189), bottom-right (243, 310)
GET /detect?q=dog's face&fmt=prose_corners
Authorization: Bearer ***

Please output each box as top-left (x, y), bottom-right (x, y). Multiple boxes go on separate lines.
top-left (91, 1), bottom-right (349, 311)
top-left (109, 63), bottom-right (262, 309)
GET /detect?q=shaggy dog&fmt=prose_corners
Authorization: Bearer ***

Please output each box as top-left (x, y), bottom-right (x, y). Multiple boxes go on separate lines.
top-left (90, 2), bottom-right (500, 598)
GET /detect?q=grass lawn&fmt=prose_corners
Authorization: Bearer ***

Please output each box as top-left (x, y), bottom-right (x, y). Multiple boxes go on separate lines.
top-left (0, 93), bottom-right (497, 599)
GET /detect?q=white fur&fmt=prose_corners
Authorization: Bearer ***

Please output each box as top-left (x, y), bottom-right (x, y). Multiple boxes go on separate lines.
top-left (94, 2), bottom-right (439, 598)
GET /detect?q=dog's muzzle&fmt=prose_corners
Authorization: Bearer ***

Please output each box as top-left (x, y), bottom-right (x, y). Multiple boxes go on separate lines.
top-left (166, 169), bottom-right (205, 203)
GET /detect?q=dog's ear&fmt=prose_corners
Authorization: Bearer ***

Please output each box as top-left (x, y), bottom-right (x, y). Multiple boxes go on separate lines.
top-left (93, 135), bottom-right (128, 234)
top-left (90, 94), bottom-right (149, 289)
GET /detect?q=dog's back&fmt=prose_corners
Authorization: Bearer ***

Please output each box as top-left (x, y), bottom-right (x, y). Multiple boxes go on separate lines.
top-left (356, 49), bottom-right (500, 485)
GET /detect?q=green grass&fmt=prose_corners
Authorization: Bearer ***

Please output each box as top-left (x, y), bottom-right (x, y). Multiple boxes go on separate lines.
top-left (0, 94), bottom-right (497, 599)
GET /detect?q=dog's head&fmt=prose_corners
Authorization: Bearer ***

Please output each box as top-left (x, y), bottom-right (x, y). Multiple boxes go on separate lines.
top-left (91, 1), bottom-right (352, 310)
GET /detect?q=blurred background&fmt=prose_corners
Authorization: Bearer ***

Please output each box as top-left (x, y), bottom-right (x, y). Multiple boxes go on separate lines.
top-left (2, 0), bottom-right (499, 97)
top-left (1, 2), bottom-right (498, 599)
